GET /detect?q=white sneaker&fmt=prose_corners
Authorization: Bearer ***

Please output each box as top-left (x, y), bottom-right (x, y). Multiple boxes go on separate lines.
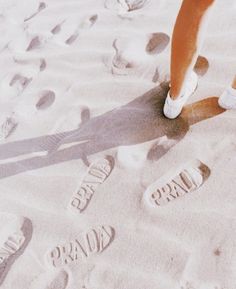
top-left (163, 71), bottom-right (198, 119)
top-left (218, 86), bottom-right (236, 109)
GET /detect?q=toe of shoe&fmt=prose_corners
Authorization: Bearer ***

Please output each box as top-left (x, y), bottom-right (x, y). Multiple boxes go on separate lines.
top-left (163, 102), bottom-right (182, 119)
top-left (218, 95), bottom-right (233, 109)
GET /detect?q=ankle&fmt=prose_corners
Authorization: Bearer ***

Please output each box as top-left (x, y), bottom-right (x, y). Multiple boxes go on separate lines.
top-left (228, 86), bottom-right (236, 97)
top-left (169, 88), bottom-right (181, 100)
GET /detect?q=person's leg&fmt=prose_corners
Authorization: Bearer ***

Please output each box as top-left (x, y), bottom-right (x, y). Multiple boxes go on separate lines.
top-left (231, 75), bottom-right (236, 89)
top-left (164, 0), bottom-right (216, 119)
top-left (218, 75), bottom-right (236, 109)
top-left (170, 0), bottom-right (215, 99)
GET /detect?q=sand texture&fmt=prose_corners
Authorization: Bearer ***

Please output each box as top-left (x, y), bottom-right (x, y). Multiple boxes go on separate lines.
top-left (0, 0), bottom-right (236, 288)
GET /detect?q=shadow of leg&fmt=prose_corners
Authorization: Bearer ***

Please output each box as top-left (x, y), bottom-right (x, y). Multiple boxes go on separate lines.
top-left (181, 97), bottom-right (225, 126)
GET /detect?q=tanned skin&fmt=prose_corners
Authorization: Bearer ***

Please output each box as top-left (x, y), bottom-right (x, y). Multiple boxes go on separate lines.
top-left (170, 0), bottom-right (216, 99)
top-left (232, 76), bottom-right (236, 89)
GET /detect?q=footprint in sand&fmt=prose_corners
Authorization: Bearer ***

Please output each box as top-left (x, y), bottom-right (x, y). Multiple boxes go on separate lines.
top-left (105, 0), bottom-right (148, 13)
top-left (50, 15), bottom-right (98, 46)
top-left (146, 32), bottom-right (170, 55)
top-left (8, 29), bottom-right (46, 52)
top-left (6, 56), bottom-right (43, 96)
top-left (40, 58), bottom-right (47, 71)
top-left (65, 32), bottom-right (79, 45)
top-left (0, 70), bottom-right (33, 98)
top-left (46, 226), bottom-right (115, 268)
top-left (9, 74), bottom-right (32, 89)
top-left (0, 115), bottom-right (18, 140)
top-left (24, 2), bottom-right (46, 22)
top-left (144, 160), bottom-right (210, 207)
top-left (0, 216), bottom-right (33, 285)
top-left (52, 19), bottom-right (78, 45)
top-left (110, 32), bottom-right (169, 75)
top-left (14, 56), bottom-right (46, 73)
top-left (68, 156), bottom-right (115, 213)
top-left (36, 90), bottom-right (56, 110)
top-left (152, 67), bottom-right (159, 83)
top-left (26, 36), bottom-right (43, 51)
top-left (51, 23), bottom-right (63, 35)
top-left (80, 14), bottom-right (98, 29)
top-left (30, 269), bottom-right (70, 289)
top-left (21, 14), bottom-right (94, 50)
top-left (110, 38), bottom-right (134, 74)
top-left (194, 55), bottom-right (209, 76)
top-left (2, 58), bottom-right (46, 100)
top-left (65, 15), bottom-right (98, 45)
top-left (1, 12), bottom-right (41, 52)
top-left (80, 106), bottom-right (91, 125)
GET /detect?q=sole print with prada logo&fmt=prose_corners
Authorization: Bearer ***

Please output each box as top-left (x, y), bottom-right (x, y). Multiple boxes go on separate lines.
top-left (46, 225), bottom-right (115, 268)
top-left (68, 156), bottom-right (115, 213)
top-left (144, 160), bottom-right (210, 207)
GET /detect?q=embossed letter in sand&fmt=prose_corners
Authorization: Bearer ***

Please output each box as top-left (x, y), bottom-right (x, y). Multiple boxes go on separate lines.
top-left (144, 160), bottom-right (210, 207)
top-left (68, 156), bottom-right (114, 213)
top-left (46, 226), bottom-right (115, 268)
top-left (0, 217), bottom-right (33, 285)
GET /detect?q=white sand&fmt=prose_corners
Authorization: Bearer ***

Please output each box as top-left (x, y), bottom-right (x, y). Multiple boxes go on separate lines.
top-left (0, 0), bottom-right (235, 288)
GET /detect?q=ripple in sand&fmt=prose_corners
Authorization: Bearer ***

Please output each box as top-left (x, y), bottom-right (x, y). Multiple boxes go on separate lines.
top-left (46, 226), bottom-right (115, 267)
top-left (36, 90), bottom-right (56, 110)
top-left (68, 156), bottom-right (114, 213)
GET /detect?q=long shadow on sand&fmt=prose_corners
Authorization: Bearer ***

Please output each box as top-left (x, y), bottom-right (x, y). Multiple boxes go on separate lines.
top-left (0, 82), bottom-right (224, 179)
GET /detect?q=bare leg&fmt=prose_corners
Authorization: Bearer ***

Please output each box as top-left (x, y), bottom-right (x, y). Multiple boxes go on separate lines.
top-left (231, 75), bottom-right (236, 89)
top-left (170, 0), bottom-right (215, 99)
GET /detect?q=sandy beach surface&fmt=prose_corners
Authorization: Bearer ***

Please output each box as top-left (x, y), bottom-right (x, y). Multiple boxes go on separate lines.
top-left (0, 0), bottom-right (236, 288)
